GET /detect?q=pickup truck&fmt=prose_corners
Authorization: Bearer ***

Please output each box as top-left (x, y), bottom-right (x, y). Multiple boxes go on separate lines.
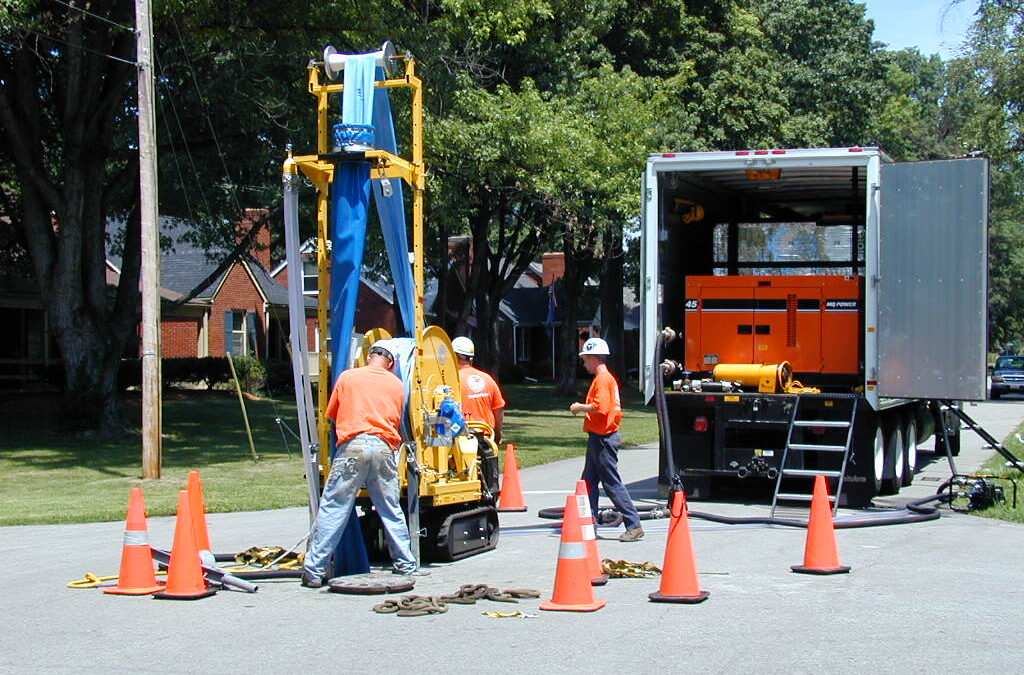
top-left (990, 355), bottom-right (1024, 399)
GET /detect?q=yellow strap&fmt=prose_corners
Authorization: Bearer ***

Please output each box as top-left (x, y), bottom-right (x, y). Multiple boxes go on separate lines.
top-left (67, 570), bottom-right (167, 589)
top-left (481, 611), bottom-right (536, 619)
top-left (67, 573), bottom-right (111, 589)
top-left (601, 558), bottom-right (662, 578)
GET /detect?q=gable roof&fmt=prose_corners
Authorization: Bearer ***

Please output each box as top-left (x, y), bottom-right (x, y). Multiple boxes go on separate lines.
top-left (107, 215), bottom-right (314, 308)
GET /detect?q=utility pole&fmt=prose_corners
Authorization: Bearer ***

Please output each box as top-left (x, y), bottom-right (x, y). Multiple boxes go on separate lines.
top-left (136, 0), bottom-right (161, 478)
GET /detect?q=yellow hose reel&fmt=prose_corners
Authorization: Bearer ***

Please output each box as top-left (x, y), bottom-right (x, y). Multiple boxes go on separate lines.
top-left (713, 362), bottom-right (794, 394)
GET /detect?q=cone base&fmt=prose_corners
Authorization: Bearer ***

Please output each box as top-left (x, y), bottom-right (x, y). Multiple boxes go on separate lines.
top-left (791, 564), bottom-right (851, 575)
top-left (539, 598), bottom-right (607, 612)
top-left (649, 589), bottom-right (709, 604)
top-left (497, 506), bottom-right (527, 512)
top-left (153, 588), bottom-right (217, 600)
top-left (590, 574), bottom-right (609, 586)
top-left (104, 584), bottom-right (164, 596)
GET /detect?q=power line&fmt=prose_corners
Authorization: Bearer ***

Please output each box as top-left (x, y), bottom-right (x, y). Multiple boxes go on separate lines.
top-left (18, 27), bottom-right (136, 65)
top-left (169, 16), bottom-right (245, 217)
top-left (46, 0), bottom-right (135, 33)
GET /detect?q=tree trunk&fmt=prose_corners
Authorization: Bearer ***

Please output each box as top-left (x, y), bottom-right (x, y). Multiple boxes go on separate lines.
top-left (600, 220), bottom-right (627, 383)
top-left (556, 222), bottom-right (598, 396)
top-left (0, 17), bottom-right (138, 436)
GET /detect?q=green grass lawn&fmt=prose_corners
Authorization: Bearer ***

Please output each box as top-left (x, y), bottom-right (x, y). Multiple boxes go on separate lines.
top-left (955, 422), bottom-right (1024, 523)
top-left (0, 381), bottom-right (658, 526)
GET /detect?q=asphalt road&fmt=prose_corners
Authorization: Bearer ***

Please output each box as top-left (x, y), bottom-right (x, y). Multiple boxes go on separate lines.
top-left (4, 400), bottom-right (1024, 674)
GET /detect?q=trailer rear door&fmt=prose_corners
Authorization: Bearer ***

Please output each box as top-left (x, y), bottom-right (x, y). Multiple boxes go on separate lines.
top-left (877, 158), bottom-right (988, 400)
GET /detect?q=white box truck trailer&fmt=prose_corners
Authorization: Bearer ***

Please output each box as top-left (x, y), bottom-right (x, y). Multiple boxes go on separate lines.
top-left (640, 147), bottom-right (988, 506)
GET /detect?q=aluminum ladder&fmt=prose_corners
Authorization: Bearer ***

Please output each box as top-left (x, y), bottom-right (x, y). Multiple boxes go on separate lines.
top-left (770, 394), bottom-right (857, 519)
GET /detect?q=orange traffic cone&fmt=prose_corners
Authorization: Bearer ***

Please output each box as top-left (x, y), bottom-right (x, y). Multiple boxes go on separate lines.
top-left (104, 487), bottom-right (164, 595)
top-left (497, 443), bottom-right (527, 512)
top-left (649, 490), bottom-right (709, 603)
top-left (540, 495), bottom-right (607, 612)
top-left (574, 480), bottom-right (608, 586)
top-left (791, 475), bottom-right (850, 575)
top-left (186, 470), bottom-right (212, 555)
top-left (153, 490), bottom-right (217, 600)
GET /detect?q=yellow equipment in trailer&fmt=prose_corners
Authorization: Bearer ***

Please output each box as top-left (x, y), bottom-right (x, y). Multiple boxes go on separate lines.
top-left (282, 44), bottom-right (500, 562)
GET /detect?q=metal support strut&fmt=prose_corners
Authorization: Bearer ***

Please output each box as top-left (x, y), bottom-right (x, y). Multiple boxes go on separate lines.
top-left (937, 399), bottom-right (1024, 473)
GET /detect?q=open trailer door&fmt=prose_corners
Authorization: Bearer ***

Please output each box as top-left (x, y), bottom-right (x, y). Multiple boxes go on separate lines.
top-left (877, 157), bottom-right (988, 400)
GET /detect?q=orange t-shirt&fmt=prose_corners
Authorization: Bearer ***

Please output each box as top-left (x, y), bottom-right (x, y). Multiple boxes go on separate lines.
top-left (325, 364), bottom-right (404, 449)
top-left (458, 364), bottom-right (506, 429)
top-left (583, 368), bottom-right (622, 435)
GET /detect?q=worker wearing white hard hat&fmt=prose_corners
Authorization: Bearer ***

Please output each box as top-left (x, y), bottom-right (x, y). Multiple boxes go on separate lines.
top-left (452, 336), bottom-right (506, 443)
top-left (569, 336), bottom-right (643, 542)
top-left (578, 337), bottom-right (611, 356)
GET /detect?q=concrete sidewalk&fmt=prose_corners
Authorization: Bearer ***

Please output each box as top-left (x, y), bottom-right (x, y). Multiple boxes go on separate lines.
top-left (3, 401), bottom-right (1024, 674)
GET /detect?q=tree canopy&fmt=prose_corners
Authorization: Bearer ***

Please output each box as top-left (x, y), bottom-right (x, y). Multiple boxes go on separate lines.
top-left (1, 0), bottom-right (1022, 431)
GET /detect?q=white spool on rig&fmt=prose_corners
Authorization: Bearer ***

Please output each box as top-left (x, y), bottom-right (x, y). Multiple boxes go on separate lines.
top-left (323, 41), bottom-right (398, 81)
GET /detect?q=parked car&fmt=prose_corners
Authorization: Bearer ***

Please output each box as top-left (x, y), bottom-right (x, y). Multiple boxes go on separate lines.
top-left (990, 355), bottom-right (1024, 399)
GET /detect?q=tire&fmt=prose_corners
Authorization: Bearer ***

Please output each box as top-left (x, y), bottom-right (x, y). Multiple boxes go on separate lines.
top-left (879, 415), bottom-right (902, 495)
top-left (871, 426), bottom-right (886, 495)
top-left (901, 410), bottom-right (918, 488)
top-left (991, 391), bottom-right (1002, 400)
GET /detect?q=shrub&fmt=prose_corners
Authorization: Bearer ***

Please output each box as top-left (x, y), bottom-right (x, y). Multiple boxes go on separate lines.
top-left (230, 355), bottom-right (266, 394)
top-left (264, 361), bottom-right (297, 397)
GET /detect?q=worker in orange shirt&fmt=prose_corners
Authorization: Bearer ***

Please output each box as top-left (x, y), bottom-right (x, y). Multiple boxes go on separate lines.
top-left (452, 336), bottom-right (506, 444)
top-left (569, 337), bottom-right (643, 542)
top-left (301, 339), bottom-right (427, 587)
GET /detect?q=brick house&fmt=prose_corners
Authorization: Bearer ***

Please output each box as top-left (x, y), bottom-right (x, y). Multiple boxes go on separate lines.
top-left (111, 209), bottom-right (319, 361)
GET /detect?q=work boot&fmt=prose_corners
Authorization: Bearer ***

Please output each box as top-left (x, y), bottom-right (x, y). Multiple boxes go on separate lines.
top-left (392, 567), bottom-right (431, 577)
top-left (619, 527), bottom-right (645, 542)
top-left (300, 571), bottom-right (324, 588)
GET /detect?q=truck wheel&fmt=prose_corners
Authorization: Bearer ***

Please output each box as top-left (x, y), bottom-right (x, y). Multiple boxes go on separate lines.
top-left (871, 427), bottom-right (885, 495)
top-left (880, 417), bottom-right (902, 495)
top-left (842, 420), bottom-right (881, 508)
top-left (901, 411), bottom-right (918, 488)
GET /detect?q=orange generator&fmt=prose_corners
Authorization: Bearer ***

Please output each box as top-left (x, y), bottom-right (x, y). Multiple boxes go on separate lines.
top-left (684, 275), bottom-right (862, 377)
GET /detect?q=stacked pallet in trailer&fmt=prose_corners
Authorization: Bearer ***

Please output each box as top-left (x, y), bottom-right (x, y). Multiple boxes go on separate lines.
top-left (639, 147), bottom-right (988, 507)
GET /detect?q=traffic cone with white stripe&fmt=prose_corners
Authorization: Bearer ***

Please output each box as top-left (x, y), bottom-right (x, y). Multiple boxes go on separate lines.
top-left (186, 470), bottom-right (212, 557)
top-left (153, 490), bottom-right (217, 600)
top-left (539, 494), bottom-right (607, 612)
top-left (104, 487), bottom-right (164, 595)
top-left (649, 489), bottom-right (709, 603)
top-left (574, 480), bottom-right (608, 586)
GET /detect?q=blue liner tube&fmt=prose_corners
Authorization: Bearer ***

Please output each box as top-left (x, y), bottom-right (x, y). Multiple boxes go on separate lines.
top-left (326, 53), bottom-right (380, 576)
top-left (371, 76), bottom-right (416, 333)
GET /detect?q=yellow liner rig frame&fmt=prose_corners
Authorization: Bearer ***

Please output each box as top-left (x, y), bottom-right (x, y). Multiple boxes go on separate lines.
top-left (281, 44), bottom-right (500, 562)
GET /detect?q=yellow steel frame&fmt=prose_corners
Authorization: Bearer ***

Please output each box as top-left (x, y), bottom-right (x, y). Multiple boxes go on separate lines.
top-left (282, 52), bottom-right (485, 510)
top-left (281, 54), bottom-right (430, 480)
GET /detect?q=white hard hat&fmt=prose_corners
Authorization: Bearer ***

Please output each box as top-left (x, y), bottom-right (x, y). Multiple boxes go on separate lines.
top-left (579, 337), bottom-right (610, 357)
top-left (369, 339), bottom-right (398, 362)
top-left (451, 336), bottom-right (475, 357)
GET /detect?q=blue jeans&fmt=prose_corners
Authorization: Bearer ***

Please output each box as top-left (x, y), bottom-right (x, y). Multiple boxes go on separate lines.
top-left (582, 431), bottom-right (642, 530)
top-left (304, 434), bottom-right (418, 576)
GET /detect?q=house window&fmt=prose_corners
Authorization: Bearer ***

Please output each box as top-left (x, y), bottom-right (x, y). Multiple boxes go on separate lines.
top-left (225, 310), bottom-right (258, 356)
top-left (303, 261), bottom-right (318, 294)
top-left (228, 310), bottom-right (246, 355)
